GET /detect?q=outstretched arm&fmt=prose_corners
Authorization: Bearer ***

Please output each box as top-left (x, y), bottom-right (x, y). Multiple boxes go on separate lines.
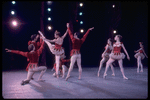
top-left (5, 48), bottom-right (28, 57)
top-left (121, 43), bottom-right (130, 60)
top-left (61, 29), bottom-right (68, 39)
top-left (81, 27), bottom-right (94, 43)
top-left (134, 48), bottom-right (142, 53)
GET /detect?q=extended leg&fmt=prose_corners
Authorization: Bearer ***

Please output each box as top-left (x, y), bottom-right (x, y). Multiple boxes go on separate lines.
top-left (118, 59), bottom-right (128, 79)
top-left (55, 55), bottom-right (60, 78)
top-left (110, 63), bottom-right (115, 76)
top-left (97, 57), bottom-right (107, 77)
top-left (77, 54), bottom-right (82, 80)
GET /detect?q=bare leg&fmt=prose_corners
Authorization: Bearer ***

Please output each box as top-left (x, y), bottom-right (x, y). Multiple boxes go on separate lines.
top-left (77, 54), bottom-right (82, 80)
top-left (97, 57), bottom-right (107, 77)
top-left (137, 56), bottom-right (143, 72)
top-left (62, 65), bottom-right (67, 78)
top-left (65, 55), bottom-right (77, 81)
top-left (110, 63), bottom-right (115, 76)
top-left (55, 55), bottom-right (60, 78)
top-left (103, 58), bottom-right (115, 79)
top-left (118, 59), bottom-right (128, 79)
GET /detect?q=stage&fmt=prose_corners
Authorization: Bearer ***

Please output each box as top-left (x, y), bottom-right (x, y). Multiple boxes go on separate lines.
top-left (2, 66), bottom-right (148, 99)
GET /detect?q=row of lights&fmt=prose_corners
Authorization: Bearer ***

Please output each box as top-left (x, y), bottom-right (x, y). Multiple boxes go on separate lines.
top-left (78, 2), bottom-right (84, 33)
top-left (47, 1), bottom-right (52, 31)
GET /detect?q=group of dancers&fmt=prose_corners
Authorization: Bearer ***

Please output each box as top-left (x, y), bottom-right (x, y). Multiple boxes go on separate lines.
top-left (5, 23), bottom-right (148, 85)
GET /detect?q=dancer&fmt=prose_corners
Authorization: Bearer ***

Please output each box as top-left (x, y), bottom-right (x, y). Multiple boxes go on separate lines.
top-left (52, 53), bottom-right (70, 78)
top-left (38, 29), bottom-right (68, 78)
top-left (103, 35), bottom-right (130, 79)
top-left (134, 42), bottom-right (148, 73)
top-left (5, 36), bottom-right (47, 85)
top-left (65, 23), bottom-right (94, 81)
top-left (97, 38), bottom-right (115, 77)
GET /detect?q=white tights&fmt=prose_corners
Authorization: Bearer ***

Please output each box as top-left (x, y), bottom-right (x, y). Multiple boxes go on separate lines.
top-left (25, 66), bottom-right (47, 81)
top-left (55, 55), bottom-right (60, 78)
top-left (66, 54), bottom-right (82, 80)
top-left (98, 57), bottom-right (115, 76)
top-left (103, 58), bottom-right (128, 79)
top-left (137, 56), bottom-right (143, 73)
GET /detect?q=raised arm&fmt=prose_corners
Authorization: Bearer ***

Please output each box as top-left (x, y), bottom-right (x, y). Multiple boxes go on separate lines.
top-left (5, 48), bottom-right (28, 57)
top-left (121, 43), bottom-right (130, 60)
top-left (66, 23), bottom-right (75, 42)
top-left (61, 29), bottom-right (68, 39)
top-left (81, 27), bottom-right (94, 43)
top-left (37, 39), bottom-right (45, 55)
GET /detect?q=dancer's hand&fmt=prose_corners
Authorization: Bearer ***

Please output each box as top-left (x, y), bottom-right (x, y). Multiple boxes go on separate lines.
top-left (66, 23), bottom-right (69, 28)
top-left (5, 48), bottom-right (11, 52)
top-left (89, 27), bottom-right (94, 30)
top-left (134, 50), bottom-right (137, 53)
top-left (127, 56), bottom-right (130, 60)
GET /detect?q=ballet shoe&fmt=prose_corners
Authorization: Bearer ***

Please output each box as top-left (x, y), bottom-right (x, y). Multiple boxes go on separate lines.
top-left (21, 80), bottom-right (29, 85)
top-left (65, 75), bottom-right (70, 81)
top-left (97, 72), bottom-right (100, 77)
top-left (38, 79), bottom-right (45, 82)
top-left (103, 74), bottom-right (107, 79)
top-left (78, 76), bottom-right (81, 80)
top-left (123, 76), bottom-right (128, 80)
top-left (140, 70), bottom-right (143, 72)
top-left (112, 73), bottom-right (115, 76)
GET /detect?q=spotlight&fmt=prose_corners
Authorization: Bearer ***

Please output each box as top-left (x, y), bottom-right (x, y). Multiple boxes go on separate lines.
top-left (12, 1), bottom-right (16, 4)
top-left (12, 20), bottom-right (18, 26)
top-left (113, 30), bottom-right (117, 34)
top-left (80, 21), bottom-right (83, 24)
top-left (79, 3), bottom-right (83, 7)
top-left (11, 10), bottom-right (15, 15)
top-left (47, 8), bottom-right (51, 11)
top-left (112, 5), bottom-right (115, 8)
top-left (79, 12), bottom-right (83, 16)
top-left (48, 26), bottom-right (52, 30)
top-left (48, 17), bottom-right (51, 21)
top-left (80, 29), bottom-right (84, 33)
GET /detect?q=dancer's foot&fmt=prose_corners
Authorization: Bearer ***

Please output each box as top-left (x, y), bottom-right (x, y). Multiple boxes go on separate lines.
top-left (140, 70), bottom-right (143, 72)
top-left (65, 75), bottom-right (70, 81)
top-left (38, 79), bottom-right (45, 82)
top-left (112, 73), bottom-right (115, 76)
top-left (123, 76), bottom-right (128, 80)
top-left (21, 80), bottom-right (29, 85)
top-left (56, 75), bottom-right (59, 79)
top-left (97, 72), bottom-right (100, 77)
top-left (78, 76), bottom-right (81, 80)
top-left (103, 74), bottom-right (107, 79)
top-left (31, 77), bottom-right (34, 80)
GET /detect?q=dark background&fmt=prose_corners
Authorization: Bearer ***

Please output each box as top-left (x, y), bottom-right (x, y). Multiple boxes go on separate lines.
top-left (2, 1), bottom-right (148, 71)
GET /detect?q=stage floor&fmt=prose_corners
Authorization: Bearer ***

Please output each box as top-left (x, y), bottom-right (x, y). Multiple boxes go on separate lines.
top-left (2, 66), bottom-right (148, 99)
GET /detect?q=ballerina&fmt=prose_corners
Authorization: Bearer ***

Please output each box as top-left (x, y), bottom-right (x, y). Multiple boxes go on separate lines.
top-left (103, 35), bottom-right (130, 80)
top-left (134, 42), bottom-right (148, 73)
top-left (97, 38), bottom-right (115, 77)
top-left (38, 29), bottom-right (68, 78)
top-left (5, 36), bottom-right (47, 85)
top-left (65, 23), bottom-right (94, 81)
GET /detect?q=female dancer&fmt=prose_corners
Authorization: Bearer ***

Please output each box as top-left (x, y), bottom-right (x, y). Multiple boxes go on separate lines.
top-left (65, 23), bottom-right (94, 81)
top-left (103, 35), bottom-right (130, 79)
top-left (134, 42), bottom-right (148, 73)
top-left (38, 29), bottom-right (68, 78)
top-left (97, 38), bottom-right (115, 77)
top-left (5, 36), bottom-right (47, 85)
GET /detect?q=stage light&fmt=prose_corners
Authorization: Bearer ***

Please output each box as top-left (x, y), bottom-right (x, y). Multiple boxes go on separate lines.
top-left (79, 3), bottom-right (83, 7)
top-left (48, 17), bottom-right (51, 21)
top-left (47, 8), bottom-right (51, 11)
top-left (12, 20), bottom-right (18, 26)
top-left (80, 21), bottom-right (83, 24)
top-left (79, 12), bottom-right (83, 16)
top-left (48, 26), bottom-right (52, 30)
top-left (11, 10), bottom-right (15, 15)
top-left (12, 1), bottom-right (16, 4)
top-left (112, 5), bottom-right (115, 8)
top-left (113, 30), bottom-right (117, 34)
top-left (80, 29), bottom-right (84, 33)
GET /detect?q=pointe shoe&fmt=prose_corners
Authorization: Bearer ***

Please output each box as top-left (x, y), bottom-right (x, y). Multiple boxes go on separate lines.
top-left (97, 72), bottom-right (100, 77)
top-left (123, 76), bottom-right (128, 80)
top-left (140, 70), bottom-right (143, 72)
top-left (78, 76), bottom-right (81, 80)
top-left (38, 79), bottom-right (45, 82)
top-left (103, 74), bottom-right (107, 79)
top-left (112, 73), bottom-right (115, 76)
top-left (65, 75), bottom-right (70, 81)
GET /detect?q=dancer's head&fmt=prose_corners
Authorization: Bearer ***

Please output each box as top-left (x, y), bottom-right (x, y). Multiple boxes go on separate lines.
top-left (114, 35), bottom-right (122, 41)
top-left (139, 42), bottom-right (143, 48)
top-left (28, 44), bottom-right (35, 52)
top-left (74, 32), bottom-right (80, 39)
top-left (54, 30), bottom-right (61, 38)
top-left (107, 38), bottom-right (112, 45)
top-left (31, 34), bottom-right (39, 42)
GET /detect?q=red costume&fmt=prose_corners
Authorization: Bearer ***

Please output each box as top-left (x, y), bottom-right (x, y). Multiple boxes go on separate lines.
top-left (28, 38), bottom-right (43, 51)
top-left (10, 40), bottom-right (44, 71)
top-left (67, 27), bottom-right (90, 56)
